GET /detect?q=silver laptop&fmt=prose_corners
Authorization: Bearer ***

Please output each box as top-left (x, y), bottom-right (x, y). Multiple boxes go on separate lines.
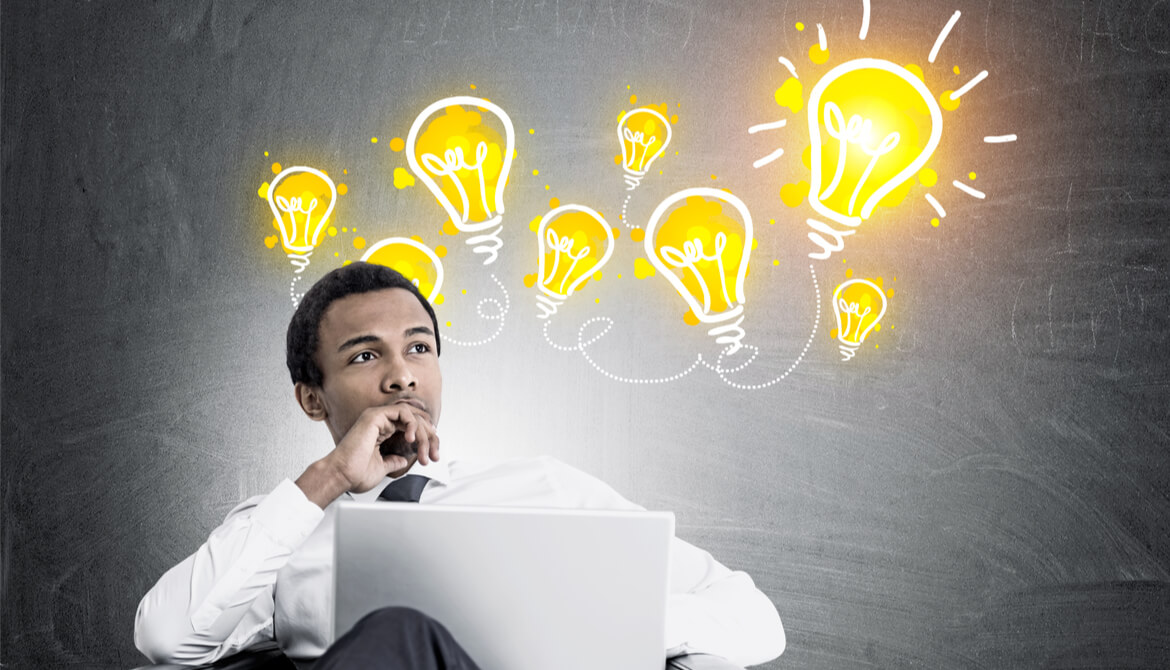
top-left (333, 502), bottom-right (674, 670)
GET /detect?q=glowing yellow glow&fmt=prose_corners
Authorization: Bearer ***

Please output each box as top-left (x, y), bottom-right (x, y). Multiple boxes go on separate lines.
top-left (808, 59), bottom-right (943, 228)
top-left (833, 279), bottom-right (887, 359)
top-left (780, 181), bottom-right (809, 207)
top-left (774, 78), bottom-right (803, 113)
top-left (918, 168), bottom-right (938, 186)
top-left (267, 167), bottom-right (337, 255)
top-left (361, 237), bottom-right (444, 302)
top-left (412, 104), bottom-right (508, 225)
top-left (617, 107), bottom-right (671, 175)
top-left (389, 137), bottom-right (405, 152)
top-left (809, 44), bottom-right (830, 64)
top-left (393, 167), bottom-right (415, 189)
top-left (536, 206), bottom-right (613, 299)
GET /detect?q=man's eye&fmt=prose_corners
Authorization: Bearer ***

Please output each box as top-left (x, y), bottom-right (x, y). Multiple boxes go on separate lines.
top-left (409, 343), bottom-right (431, 354)
top-left (351, 351), bottom-right (376, 363)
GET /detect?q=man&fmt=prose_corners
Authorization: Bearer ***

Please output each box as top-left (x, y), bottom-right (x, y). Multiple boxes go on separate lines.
top-left (135, 262), bottom-right (786, 668)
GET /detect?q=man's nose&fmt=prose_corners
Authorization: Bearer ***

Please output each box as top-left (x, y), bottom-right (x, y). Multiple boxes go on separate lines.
top-left (382, 355), bottom-right (416, 391)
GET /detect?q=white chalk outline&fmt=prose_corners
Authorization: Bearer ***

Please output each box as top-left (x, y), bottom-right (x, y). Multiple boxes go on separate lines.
top-left (753, 147), bottom-right (785, 168)
top-left (983, 134), bottom-right (1017, 143)
top-left (952, 180), bottom-right (986, 199)
top-left (817, 23), bottom-right (827, 51)
top-left (748, 119), bottom-right (787, 134)
top-left (617, 107), bottom-right (673, 190)
top-left (360, 237), bottom-right (445, 303)
top-left (778, 57), bottom-right (799, 79)
top-left (929, 11), bottom-right (961, 64)
top-left (949, 70), bottom-right (988, 100)
top-left (644, 187), bottom-right (754, 353)
top-left (860, 0), bottom-right (871, 40)
top-left (925, 192), bottom-right (947, 218)
top-left (807, 59), bottom-right (943, 229)
top-left (405, 96), bottom-right (515, 239)
top-left (267, 166), bottom-right (337, 272)
top-left (833, 278), bottom-right (887, 361)
top-left (534, 204), bottom-right (615, 318)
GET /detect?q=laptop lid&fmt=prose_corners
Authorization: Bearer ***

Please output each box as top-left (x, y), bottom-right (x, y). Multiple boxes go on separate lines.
top-left (333, 502), bottom-right (674, 670)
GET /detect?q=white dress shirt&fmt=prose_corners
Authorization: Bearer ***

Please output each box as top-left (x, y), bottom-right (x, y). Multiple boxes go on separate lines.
top-left (135, 456), bottom-right (785, 667)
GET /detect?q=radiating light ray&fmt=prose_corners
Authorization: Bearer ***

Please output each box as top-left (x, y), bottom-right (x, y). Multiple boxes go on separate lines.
top-left (949, 70), bottom-right (988, 100)
top-left (749, 119), bottom-right (787, 134)
top-left (860, 0), bottom-right (871, 40)
top-left (984, 134), bottom-right (1018, 143)
top-left (817, 23), bottom-right (828, 51)
top-left (952, 180), bottom-right (986, 199)
top-left (929, 11), bottom-right (961, 64)
top-left (753, 148), bottom-right (785, 168)
top-left (925, 192), bottom-right (947, 217)
top-left (778, 57), bottom-right (799, 79)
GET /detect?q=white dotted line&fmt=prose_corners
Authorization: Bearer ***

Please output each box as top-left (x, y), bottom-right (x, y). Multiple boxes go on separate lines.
top-left (289, 275), bottom-right (304, 308)
top-left (621, 194), bottom-right (633, 229)
top-left (713, 263), bottom-right (821, 390)
top-left (541, 316), bottom-right (579, 352)
top-left (444, 273), bottom-right (510, 347)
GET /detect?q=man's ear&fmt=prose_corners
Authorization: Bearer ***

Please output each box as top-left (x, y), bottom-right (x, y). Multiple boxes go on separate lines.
top-left (295, 382), bottom-right (328, 421)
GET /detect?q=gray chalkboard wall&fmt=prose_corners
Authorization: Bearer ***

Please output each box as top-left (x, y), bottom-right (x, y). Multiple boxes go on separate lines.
top-left (3, 1), bottom-right (1169, 668)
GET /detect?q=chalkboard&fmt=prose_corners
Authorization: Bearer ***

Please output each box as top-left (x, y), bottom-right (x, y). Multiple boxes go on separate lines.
top-left (3, 1), bottom-right (1168, 668)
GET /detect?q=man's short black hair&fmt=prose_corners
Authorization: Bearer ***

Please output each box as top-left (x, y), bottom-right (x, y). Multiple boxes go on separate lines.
top-left (286, 262), bottom-right (441, 387)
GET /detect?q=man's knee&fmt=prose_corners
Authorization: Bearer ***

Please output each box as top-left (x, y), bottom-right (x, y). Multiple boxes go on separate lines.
top-left (353, 605), bottom-right (437, 633)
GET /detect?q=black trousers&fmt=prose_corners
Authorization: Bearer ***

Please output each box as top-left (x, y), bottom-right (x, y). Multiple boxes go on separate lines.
top-left (314, 606), bottom-right (482, 670)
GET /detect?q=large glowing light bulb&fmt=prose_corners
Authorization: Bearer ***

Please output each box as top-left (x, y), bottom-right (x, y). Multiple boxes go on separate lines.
top-left (644, 187), bottom-right (754, 354)
top-left (267, 166), bottom-right (337, 272)
top-left (534, 204), bottom-right (614, 319)
top-left (808, 58), bottom-right (942, 228)
top-left (832, 279), bottom-right (887, 361)
top-left (361, 238), bottom-right (444, 304)
top-left (617, 107), bottom-right (672, 190)
top-left (406, 96), bottom-right (515, 265)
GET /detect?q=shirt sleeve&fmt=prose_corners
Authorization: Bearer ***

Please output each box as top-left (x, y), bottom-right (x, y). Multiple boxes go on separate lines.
top-left (542, 458), bottom-right (786, 666)
top-left (134, 479), bottom-right (325, 665)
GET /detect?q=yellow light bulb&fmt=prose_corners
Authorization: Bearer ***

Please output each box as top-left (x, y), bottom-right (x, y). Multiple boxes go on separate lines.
top-left (534, 204), bottom-right (614, 319)
top-left (832, 279), bottom-right (887, 361)
top-left (406, 96), bottom-right (515, 265)
top-left (644, 188), bottom-right (754, 353)
top-left (617, 107), bottom-right (672, 190)
top-left (267, 166), bottom-right (337, 272)
top-left (361, 238), bottom-right (444, 303)
top-left (808, 58), bottom-right (942, 228)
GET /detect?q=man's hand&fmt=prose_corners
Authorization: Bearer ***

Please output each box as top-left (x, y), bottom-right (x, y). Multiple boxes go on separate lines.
top-left (295, 404), bottom-right (440, 509)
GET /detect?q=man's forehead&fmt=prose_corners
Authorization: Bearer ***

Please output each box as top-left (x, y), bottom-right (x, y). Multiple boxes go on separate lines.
top-left (319, 288), bottom-right (432, 342)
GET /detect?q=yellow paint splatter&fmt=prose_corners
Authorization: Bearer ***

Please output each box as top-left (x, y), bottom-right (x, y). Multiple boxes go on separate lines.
top-left (443, 220), bottom-right (459, 235)
top-left (410, 235), bottom-right (422, 243)
top-left (904, 64), bottom-right (925, 82)
top-left (751, 238), bottom-right (758, 250)
top-left (629, 94), bottom-right (637, 104)
top-left (630, 228), bottom-right (645, 242)
top-left (328, 226), bottom-right (338, 237)
top-left (469, 83), bottom-right (477, 90)
top-left (940, 91), bottom-right (961, 111)
top-left (435, 245), bottom-right (447, 258)
top-left (809, 44), bottom-right (829, 65)
top-left (830, 328), bottom-right (838, 339)
top-left (612, 228), bottom-right (621, 239)
top-left (337, 183), bottom-right (348, 195)
top-left (918, 168), bottom-right (938, 187)
top-left (529, 216), bottom-right (541, 232)
top-left (446, 321), bottom-right (452, 327)
top-left (969, 172), bottom-right (977, 180)
top-left (353, 237), bottom-right (366, 250)
top-left (780, 181), bottom-right (809, 208)
top-left (523, 273), bottom-right (537, 287)
top-left (773, 259), bottom-right (780, 266)
top-left (258, 182), bottom-right (269, 198)
top-left (952, 65), bottom-right (960, 75)
top-left (549, 197), bottom-right (560, 208)
top-left (434, 294), bottom-right (445, 306)
top-left (461, 289), bottom-right (467, 295)
top-left (886, 289), bottom-right (895, 298)
top-left (544, 185), bottom-right (550, 190)
top-left (389, 137), bottom-right (405, 152)
top-left (634, 257), bottom-right (656, 279)
top-left (393, 167), bottom-right (415, 189)
top-left (342, 260), bottom-right (352, 266)
top-left (710, 174), bottom-right (718, 180)
top-left (614, 154), bottom-right (622, 165)
top-left (683, 310), bottom-right (700, 326)
top-left (264, 235), bottom-right (278, 249)
top-left (595, 298), bottom-right (601, 304)
top-left (795, 22), bottom-right (805, 31)
top-left (271, 163), bottom-right (282, 174)
top-left (532, 169), bottom-right (539, 176)
top-left (931, 217), bottom-right (940, 227)
top-left (801, 145), bottom-right (811, 169)
top-left (529, 128), bottom-right (535, 135)
top-left (370, 137), bottom-right (379, 144)
top-left (264, 151), bottom-right (269, 157)
top-left (774, 78), bottom-right (803, 113)
top-left (845, 268), bottom-right (853, 278)
top-left (592, 271), bottom-right (603, 281)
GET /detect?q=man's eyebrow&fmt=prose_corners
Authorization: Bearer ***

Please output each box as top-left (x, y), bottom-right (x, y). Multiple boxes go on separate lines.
top-left (336, 334), bottom-right (381, 353)
top-left (405, 326), bottom-right (435, 339)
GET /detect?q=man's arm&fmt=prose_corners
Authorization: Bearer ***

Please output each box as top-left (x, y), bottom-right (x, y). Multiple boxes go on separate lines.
top-left (136, 404), bottom-right (439, 665)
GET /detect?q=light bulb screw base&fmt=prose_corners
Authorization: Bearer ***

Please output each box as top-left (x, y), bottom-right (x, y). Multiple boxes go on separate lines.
top-left (708, 314), bottom-right (747, 356)
top-left (462, 221), bottom-right (504, 265)
top-left (287, 252), bottom-right (312, 273)
top-left (838, 342), bottom-right (859, 361)
top-left (535, 293), bottom-right (562, 319)
top-left (622, 169), bottom-right (644, 191)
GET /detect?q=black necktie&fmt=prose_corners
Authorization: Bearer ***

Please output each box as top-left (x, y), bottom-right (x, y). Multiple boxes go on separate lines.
top-left (378, 474), bottom-right (430, 503)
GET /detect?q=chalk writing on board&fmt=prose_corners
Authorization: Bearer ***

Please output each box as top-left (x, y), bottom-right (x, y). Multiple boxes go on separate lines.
top-left (533, 204), bottom-right (615, 320)
top-left (406, 96), bottom-right (516, 266)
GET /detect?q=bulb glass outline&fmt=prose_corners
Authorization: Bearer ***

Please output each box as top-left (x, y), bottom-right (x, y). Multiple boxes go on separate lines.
top-left (807, 58), bottom-right (942, 228)
top-left (536, 204), bottom-right (614, 301)
top-left (832, 278), bottom-right (887, 360)
top-left (267, 166), bottom-right (337, 255)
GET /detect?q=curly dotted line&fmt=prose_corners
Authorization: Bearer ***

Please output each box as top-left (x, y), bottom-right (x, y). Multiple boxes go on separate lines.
top-left (711, 263), bottom-right (821, 390)
top-left (289, 276), bottom-right (305, 308)
top-left (541, 316), bottom-right (579, 352)
top-left (621, 194), bottom-right (633, 229)
top-left (444, 273), bottom-right (510, 347)
top-left (575, 316), bottom-right (704, 384)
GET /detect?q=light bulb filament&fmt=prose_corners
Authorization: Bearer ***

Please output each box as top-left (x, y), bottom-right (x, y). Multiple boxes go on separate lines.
top-left (622, 127), bottom-right (658, 172)
top-left (419, 141), bottom-right (492, 223)
top-left (836, 298), bottom-right (872, 344)
top-left (659, 232), bottom-right (730, 313)
top-left (543, 229), bottom-right (591, 294)
top-left (820, 102), bottom-right (901, 216)
top-left (274, 195), bottom-right (320, 247)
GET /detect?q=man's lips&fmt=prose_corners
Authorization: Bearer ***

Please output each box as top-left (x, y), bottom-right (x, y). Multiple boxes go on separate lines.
top-left (392, 398), bottom-right (427, 413)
